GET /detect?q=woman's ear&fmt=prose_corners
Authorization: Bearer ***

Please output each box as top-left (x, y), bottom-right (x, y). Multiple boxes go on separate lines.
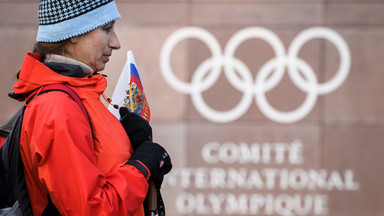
top-left (70, 37), bottom-right (78, 44)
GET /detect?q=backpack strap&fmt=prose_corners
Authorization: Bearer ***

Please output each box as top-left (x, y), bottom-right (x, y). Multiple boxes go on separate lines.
top-left (26, 84), bottom-right (90, 122)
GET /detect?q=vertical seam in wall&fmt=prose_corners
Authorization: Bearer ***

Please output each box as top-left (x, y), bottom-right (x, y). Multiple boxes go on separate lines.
top-left (319, 0), bottom-right (327, 178)
top-left (186, 0), bottom-right (192, 169)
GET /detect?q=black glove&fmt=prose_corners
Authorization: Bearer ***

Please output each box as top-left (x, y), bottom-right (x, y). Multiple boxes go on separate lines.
top-left (119, 107), bottom-right (152, 150)
top-left (126, 141), bottom-right (172, 179)
top-left (153, 170), bottom-right (165, 189)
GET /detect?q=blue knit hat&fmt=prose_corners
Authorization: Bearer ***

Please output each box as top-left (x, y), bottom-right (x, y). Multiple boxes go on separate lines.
top-left (37, 0), bottom-right (121, 42)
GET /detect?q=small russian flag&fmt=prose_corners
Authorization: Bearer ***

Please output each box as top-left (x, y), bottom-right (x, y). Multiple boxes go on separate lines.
top-left (108, 50), bottom-right (150, 122)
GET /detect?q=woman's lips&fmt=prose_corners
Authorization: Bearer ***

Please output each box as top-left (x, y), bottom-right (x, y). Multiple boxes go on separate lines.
top-left (102, 55), bottom-right (110, 62)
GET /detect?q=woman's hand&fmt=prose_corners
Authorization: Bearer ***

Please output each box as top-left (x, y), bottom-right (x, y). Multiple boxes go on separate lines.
top-left (126, 141), bottom-right (172, 182)
top-left (119, 107), bottom-right (152, 150)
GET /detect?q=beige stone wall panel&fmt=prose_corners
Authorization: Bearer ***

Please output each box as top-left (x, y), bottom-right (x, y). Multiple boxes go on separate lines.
top-left (324, 29), bottom-right (384, 122)
top-left (323, 125), bottom-right (384, 215)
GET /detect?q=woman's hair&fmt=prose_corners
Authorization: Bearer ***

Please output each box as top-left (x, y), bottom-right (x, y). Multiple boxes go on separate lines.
top-left (32, 40), bottom-right (70, 56)
top-left (16, 40), bottom-right (70, 79)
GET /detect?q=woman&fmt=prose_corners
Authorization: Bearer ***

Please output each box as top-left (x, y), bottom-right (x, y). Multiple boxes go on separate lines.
top-left (12, 0), bottom-right (171, 215)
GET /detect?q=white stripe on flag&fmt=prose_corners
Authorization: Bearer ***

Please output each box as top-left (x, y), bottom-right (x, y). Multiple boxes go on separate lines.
top-left (108, 50), bottom-right (136, 119)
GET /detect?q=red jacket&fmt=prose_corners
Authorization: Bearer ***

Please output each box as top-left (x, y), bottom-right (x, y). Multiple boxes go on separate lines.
top-left (13, 53), bottom-right (148, 216)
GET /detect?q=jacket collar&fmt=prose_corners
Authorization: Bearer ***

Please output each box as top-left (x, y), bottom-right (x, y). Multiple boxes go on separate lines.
top-left (45, 54), bottom-right (94, 75)
top-left (12, 53), bottom-right (106, 99)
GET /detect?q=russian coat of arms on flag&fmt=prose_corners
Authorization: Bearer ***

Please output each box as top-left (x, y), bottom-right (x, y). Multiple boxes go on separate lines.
top-left (108, 50), bottom-right (151, 122)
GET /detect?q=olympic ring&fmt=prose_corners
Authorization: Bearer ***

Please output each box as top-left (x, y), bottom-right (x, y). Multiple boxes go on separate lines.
top-left (160, 27), bottom-right (351, 124)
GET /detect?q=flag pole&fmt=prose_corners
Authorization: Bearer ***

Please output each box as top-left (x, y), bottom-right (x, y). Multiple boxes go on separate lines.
top-left (147, 181), bottom-right (157, 216)
top-left (128, 83), bottom-right (134, 111)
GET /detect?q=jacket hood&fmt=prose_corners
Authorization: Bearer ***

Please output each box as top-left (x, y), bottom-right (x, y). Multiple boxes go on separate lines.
top-left (13, 53), bottom-right (107, 99)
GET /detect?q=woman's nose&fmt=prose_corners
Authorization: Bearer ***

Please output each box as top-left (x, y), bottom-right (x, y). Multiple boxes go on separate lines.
top-left (109, 31), bottom-right (121, 50)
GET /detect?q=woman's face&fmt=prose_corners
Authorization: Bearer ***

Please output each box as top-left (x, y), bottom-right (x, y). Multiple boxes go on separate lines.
top-left (66, 21), bottom-right (121, 72)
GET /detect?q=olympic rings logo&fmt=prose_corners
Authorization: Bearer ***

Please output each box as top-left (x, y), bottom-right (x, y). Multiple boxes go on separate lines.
top-left (160, 27), bottom-right (351, 124)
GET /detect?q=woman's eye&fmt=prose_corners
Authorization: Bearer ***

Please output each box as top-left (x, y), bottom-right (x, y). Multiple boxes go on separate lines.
top-left (103, 26), bottom-right (112, 32)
